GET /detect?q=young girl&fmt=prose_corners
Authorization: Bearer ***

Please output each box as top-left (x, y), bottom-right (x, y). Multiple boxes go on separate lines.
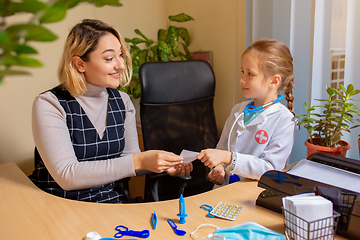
top-left (29, 19), bottom-right (192, 203)
top-left (198, 38), bottom-right (296, 186)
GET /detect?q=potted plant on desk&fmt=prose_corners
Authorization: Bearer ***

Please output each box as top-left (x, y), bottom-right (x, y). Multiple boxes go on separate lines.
top-left (295, 84), bottom-right (360, 157)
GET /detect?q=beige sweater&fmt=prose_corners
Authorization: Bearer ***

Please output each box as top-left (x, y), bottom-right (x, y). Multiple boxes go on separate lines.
top-left (32, 83), bottom-right (140, 191)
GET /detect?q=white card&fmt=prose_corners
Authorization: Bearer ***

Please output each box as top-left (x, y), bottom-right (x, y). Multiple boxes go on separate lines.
top-left (180, 149), bottom-right (199, 163)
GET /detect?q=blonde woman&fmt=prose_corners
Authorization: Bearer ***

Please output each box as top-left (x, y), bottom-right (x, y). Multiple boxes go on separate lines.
top-left (29, 19), bottom-right (192, 203)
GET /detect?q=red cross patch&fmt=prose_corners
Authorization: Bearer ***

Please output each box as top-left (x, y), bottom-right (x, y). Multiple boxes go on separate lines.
top-left (255, 130), bottom-right (268, 144)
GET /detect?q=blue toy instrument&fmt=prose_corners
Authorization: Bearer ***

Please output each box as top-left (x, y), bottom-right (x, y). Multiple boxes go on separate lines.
top-left (114, 225), bottom-right (150, 238)
top-left (177, 194), bottom-right (188, 223)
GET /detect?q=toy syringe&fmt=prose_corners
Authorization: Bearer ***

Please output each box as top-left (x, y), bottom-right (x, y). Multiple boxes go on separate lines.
top-left (177, 194), bottom-right (188, 224)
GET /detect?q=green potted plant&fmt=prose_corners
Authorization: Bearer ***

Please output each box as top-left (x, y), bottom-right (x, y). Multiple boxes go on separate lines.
top-left (120, 13), bottom-right (194, 99)
top-left (295, 83), bottom-right (360, 157)
top-left (0, 0), bottom-right (123, 83)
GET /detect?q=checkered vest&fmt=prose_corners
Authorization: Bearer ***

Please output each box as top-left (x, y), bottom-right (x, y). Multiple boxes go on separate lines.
top-left (30, 85), bottom-right (127, 203)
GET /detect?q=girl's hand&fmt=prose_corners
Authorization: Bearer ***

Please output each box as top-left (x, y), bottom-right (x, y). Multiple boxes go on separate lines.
top-left (197, 149), bottom-right (232, 168)
top-left (166, 162), bottom-right (193, 177)
top-left (208, 164), bottom-right (225, 185)
top-left (133, 150), bottom-right (183, 173)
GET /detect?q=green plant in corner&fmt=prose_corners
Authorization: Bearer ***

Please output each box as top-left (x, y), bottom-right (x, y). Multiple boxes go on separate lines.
top-left (121, 13), bottom-right (194, 99)
top-left (0, 0), bottom-right (123, 84)
top-left (295, 84), bottom-right (360, 148)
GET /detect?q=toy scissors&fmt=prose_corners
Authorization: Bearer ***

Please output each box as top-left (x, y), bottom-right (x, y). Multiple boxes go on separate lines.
top-left (114, 225), bottom-right (150, 238)
top-left (200, 204), bottom-right (215, 217)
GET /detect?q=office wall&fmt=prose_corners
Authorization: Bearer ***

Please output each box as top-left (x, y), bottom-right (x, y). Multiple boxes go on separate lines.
top-left (0, 0), bottom-right (247, 174)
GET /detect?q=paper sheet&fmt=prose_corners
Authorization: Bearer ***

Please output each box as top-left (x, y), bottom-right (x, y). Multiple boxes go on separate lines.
top-left (287, 159), bottom-right (360, 193)
top-left (282, 195), bottom-right (333, 239)
top-left (180, 149), bottom-right (199, 163)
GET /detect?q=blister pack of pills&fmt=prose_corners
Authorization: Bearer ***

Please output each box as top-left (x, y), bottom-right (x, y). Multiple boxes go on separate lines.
top-left (210, 202), bottom-right (242, 221)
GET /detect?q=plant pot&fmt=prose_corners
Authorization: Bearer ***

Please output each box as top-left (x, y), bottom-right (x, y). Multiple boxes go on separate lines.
top-left (304, 138), bottom-right (351, 157)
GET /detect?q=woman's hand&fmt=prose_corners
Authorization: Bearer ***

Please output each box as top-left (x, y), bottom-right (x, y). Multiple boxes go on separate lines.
top-left (197, 149), bottom-right (232, 168)
top-left (133, 150), bottom-right (183, 173)
top-left (166, 162), bottom-right (193, 177)
top-left (208, 164), bottom-right (225, 185)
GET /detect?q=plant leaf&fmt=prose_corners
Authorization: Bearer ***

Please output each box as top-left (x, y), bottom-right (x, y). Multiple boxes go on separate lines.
top-left (0, 69), bottom-right (31, 77)
top-left (5, 24), bottom-right (57, 42)
top-left (126, 37), bottom-right (146, 45)
top-left (181, 43), bottom-right (191, 59)
top-left (157, 29), bottom-right (167, 42)
top-left (158, 51), bottom-right (169, 62)
top-left (3, 0), bottom-right (46, 16)
top-left (138, 49), bottom-right (148, 65)
top-left (134, 29), bottom-right (149, 41)
top-left (347, 83), bottom-right (354, 93)
top-left (349, 89), bottom-right (360, 97)
top-left (132, 82), bottom-right (141, 98)
top-left (13, 43), bottom-right (38, 54)
top-left (326, 86), bottom-right (335, 97)
top-left (4, 55), bottom-right (43, 67)
top-left (167, 26), bottom-right (178, 57)
top-left (149, 45), bottom-right (159, 62)
top-left (169, 13), bottom-right (194, 22)
top-left (0, 30), bottom-right (10, 43)
top-left (179, 52), bottom-right (188, 60)
top-left (85, 0), bottom-right (122, 7)
top-left (39, 2), bottom-right (67, 23)
top-left (158, 40), bottom-right (171, 56)
top-left (332, 132), bottom-right (341, 144)
top-left (306, 125), bottom-right (314, 133)
top-left (63, 0), bottom-right (83, 9)
top-left (177, 27), bottom-right (190, 46)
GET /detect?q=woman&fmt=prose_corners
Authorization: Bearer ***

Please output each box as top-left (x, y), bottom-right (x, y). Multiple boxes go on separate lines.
top-left (29, 19), bottom-right (192, 203)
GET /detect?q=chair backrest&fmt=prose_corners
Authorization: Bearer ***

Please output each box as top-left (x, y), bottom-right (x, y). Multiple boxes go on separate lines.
top-left (139, 60), bottom-right (218, 200)
top-left (139, 60), bottom-right (218, 154)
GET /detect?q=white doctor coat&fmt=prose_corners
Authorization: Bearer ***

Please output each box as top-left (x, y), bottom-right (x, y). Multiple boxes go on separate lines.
top-left (216, 100), bottom-right (296, 185)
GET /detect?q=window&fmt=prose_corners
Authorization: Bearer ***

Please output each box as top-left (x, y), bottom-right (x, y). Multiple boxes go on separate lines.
top-left (329, 0), bottom-right (347, 91)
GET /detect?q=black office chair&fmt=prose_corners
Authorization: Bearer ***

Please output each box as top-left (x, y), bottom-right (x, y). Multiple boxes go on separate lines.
top-left (139, 60), bottom-right (219, 202)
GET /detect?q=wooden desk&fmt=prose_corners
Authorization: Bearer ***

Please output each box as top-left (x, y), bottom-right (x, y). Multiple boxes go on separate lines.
top-left (0, 162), bottom-right (345, 240)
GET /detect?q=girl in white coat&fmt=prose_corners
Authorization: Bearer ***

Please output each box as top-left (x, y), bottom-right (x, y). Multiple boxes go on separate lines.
top-left (198, 38), bottom-right (296, 186)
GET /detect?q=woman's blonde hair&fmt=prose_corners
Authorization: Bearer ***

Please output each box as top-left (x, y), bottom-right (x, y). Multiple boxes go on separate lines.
top-left (244, 38), bottom-right (295, 115)
top-left (58, 19), bottom-right (132, 96)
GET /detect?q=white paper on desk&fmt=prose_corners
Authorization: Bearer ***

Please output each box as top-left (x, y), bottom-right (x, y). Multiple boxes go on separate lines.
top-left (180, 149), bottom-right (199, 163)
top-left (282, 195), bottom-right (333, 240)
top-left (287, 159), bottom-right (360, 193)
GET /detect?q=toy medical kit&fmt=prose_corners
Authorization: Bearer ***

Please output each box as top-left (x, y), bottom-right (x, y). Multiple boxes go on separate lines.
top-left (202, 202), bottom-right (242, 221)
top-left (177, 194), bottom-right (188, 223)
top-left (243, 95), bottom-right (283, 114)
top-left (152, 211), bottom-right (157, 230)
top-left (200, 204), bottom-right (215, 217)
top-left (167, 219), bottom-right (186, 236)
top-left (114, 225), bottom-right (150, 238)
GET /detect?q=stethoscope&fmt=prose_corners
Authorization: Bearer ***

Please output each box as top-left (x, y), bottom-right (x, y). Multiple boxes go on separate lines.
top-left (227, 95), bottom-right (283, 151)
